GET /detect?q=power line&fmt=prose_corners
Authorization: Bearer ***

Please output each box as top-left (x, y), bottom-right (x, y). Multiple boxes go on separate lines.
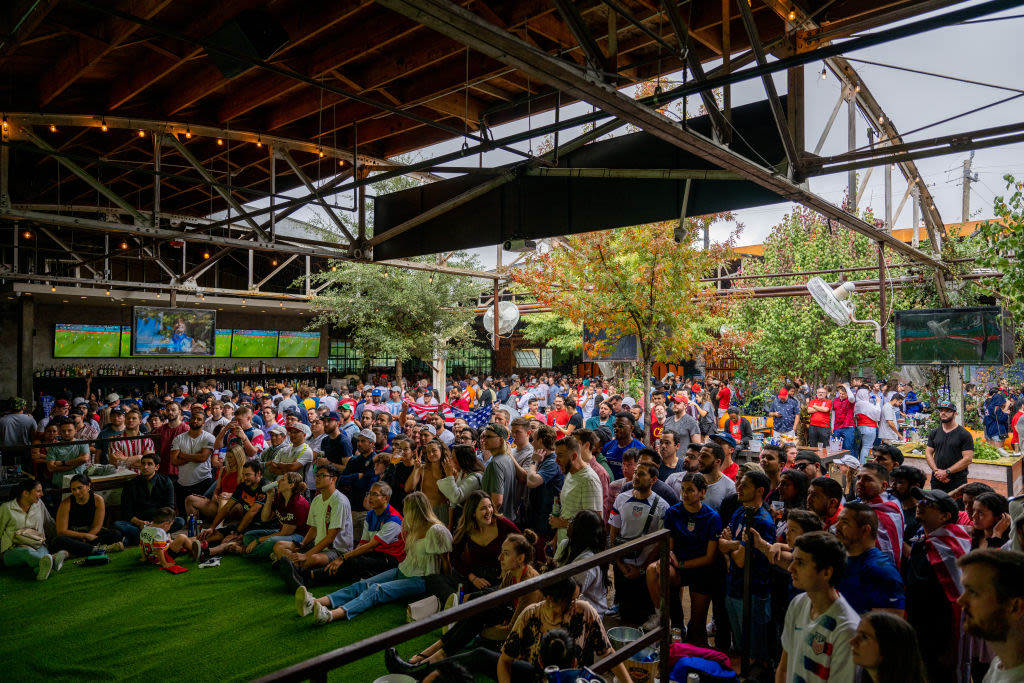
top-left (844, 57), bottom-right (1024, 94)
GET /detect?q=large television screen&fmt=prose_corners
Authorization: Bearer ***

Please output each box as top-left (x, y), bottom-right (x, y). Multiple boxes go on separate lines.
top-left (278, 331), bottom-right (321, 358)
top-left (54, 324), bottom-right (121, 358)
top-left (133, 307), bottom-right (216, 356)
top-left (895, 307), bottom-right (1008, 366)
top-left (215, 329), bottom-right (233, 358)
top-left (231, 330), bottom-right (279, 357)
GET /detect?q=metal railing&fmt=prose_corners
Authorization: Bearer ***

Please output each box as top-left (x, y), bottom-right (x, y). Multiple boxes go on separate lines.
top-left (255, 528), bottom-right (673, 683)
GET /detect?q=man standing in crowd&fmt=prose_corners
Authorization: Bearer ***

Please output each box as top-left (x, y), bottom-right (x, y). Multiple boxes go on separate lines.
top-left (96, 406), bottom-right (126, 465)
top-left (109, 409), bottom-right (155, 470)
top-left (768, 388), bottom-right (800, 440)
top-left (609, 461), bottom-right (668, 624)
top-left (710, 433), bottom-right (740, 482)
top-left (806, 476), bottom-right (844, 531)
top-left (203, 400), bottom-right (230, 435)
top-left (697, 443), bottom-right (736, 513)
top-left (480, 424), bottom-right (516, 518)
top-left (926, 400), bottom-right (974, 493)
top-left (0, 397), bottom-right (37, 453)
top-left (550, 436), bottom-right (602, 544)
top-left (155, 401), bottom-right (189, 478)
top-left (877, 392), bottom-right (904, 444)
top-left (171, 410), bottom-right (215, 513)
top-left (520, 425), bottom-right (564, 555)
top-left (957, 549), bottom-right (1024, 683)
top-left (602, 413), bottom-right (645, 480)
top-left (585, 400), bottom-right (615, 431)
top-left (662, 395), bottom-right (701, 457)
top-left (833, 502), bottom-right (905, 615)
top-left (806, 387), bottom-right (833, 449)
top-left (46, 417), bottom-right (91, 489)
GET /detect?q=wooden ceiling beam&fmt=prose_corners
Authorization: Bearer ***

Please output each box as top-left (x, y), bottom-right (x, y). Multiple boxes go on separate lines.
top-left (0, 0), bottom-right (60, 66)
top-left (39, 0), bottom-right (173, 107)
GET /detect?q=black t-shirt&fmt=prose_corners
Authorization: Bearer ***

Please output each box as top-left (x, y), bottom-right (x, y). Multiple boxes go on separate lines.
top-left (569, 412), bottom-right (583, 430)
top-left (321, 432), bottom-right (353, 466)
top-left (927, 425), bottom-right (974, 484)
top-left (388, 462), bottom-right (415, 513)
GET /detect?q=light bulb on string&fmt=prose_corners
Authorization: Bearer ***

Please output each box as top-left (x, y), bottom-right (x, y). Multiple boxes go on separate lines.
top-left (101, 119), bottom-right (108, 132)
top-left (217, 138), bottom-right (223, 146)
top-left (49, 124), bottom-right (57, 132)
top-left (121, 241), bottom-right (129, 249)
top-left (788, 10), bottom-right (796, 20)
top-left (820, 67), bottom-right (827, 80)
top-left (185, 127), bottom-right (192, 139)
top-left (138, 129), bottom-right (145, 137)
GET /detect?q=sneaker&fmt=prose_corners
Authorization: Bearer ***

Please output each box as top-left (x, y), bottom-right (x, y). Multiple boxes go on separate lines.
top-left (441, 592), bottom-right (458, 634)
top-left (99, 542), bottom-right (125, 553)
top-left (313, 602), bottom-right (333, 625)
top-left (52, 550), bottom-right (68, 573)
top-left (296, 586), bottom-right (315, 617)
top-left (37, 554), bottom-right (53, 581)
top-left (642, 609), bottom-right (663, 632)
top-left (189, 540), bottom-right (202, 562)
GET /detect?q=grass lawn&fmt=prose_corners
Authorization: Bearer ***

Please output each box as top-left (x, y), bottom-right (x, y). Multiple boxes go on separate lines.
top-left (0, 551), bottom-right (446, 682)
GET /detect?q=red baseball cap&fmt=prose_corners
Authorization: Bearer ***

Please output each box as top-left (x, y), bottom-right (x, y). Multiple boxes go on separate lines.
top-left (55, 399), bottom-right (69, 407)
top-left (779, 388), bottom-right (789, 399)
top-left (691, 383), bottom-right (701, 393)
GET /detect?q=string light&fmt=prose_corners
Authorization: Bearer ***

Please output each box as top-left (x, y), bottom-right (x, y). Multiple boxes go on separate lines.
top-left (185, 127), bottom-right (192, 139)
top-left (138, 129), bottom-right (145, 137)
top-left (217, 138), bottom-right (223, 146)
top-left (330, 265), bottom-right (336, 271)
top-left (101, 119), bottom-right (108, 132)
top-left (49, 124), bottom-right (57, 132)
top-left (878, 115), bottom-right (885, 124)
top-left (1, 115), bottom-right (7, 131)
top-left (105, 290), bottom-right (111, 296)
top-left (256, 136), bottom-right (262, 148)
top-left (271, 259), bottom-right (277, 266)
top-left (51, 286), bottom-right (56, 292)
top-left (121, 241), bottom-right (129, 249)
top-left (820, 67), bottom-right (827, 80)
top-left (788, 10), bottom-right (796, 20)
top-left (155, 292), bottom-right (161, 298)
top-left (318, 148), bottom-right (324, 157)
top-left (202, 251), bottom-right (210, 259)
top-left (22, 230), bottom-right (31, 239)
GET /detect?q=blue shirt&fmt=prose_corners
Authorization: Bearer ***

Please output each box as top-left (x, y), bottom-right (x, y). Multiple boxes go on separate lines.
top-left (769, 398), bottom-right (800, 433)
top-left (837, 546), bottom-right (905, 614)
top-left (601, 437), bottom-right (645, 479)
top-left (903, 390), bottom-right (922, 415)
top-left (726, 505), bottom-right (776, 597)
top-left (524, 453), bottom-right (564, 534)
top-left (664, 502), bottom-right (722, 563)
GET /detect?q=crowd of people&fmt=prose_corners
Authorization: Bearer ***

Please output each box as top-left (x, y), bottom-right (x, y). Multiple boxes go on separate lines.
top-left (1, 371), bottom-right (1023, 682)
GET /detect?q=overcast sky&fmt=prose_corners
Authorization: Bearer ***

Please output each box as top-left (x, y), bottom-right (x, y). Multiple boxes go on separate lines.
top-left (283, 1), bottom-right (1024, 268)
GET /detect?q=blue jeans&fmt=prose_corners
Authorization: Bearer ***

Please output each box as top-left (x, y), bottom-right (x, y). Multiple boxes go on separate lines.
top-left (3, 545), bottom-right (50, 571)
top-left (833, 427), bottom-right (855, 452)
top-left (725, 593), bottom-right (772, 661)
top-left (325, 567), bottom-right (426, 620)
top-left (115, 517), bottom-right (184, 546)
top-left (857, 426), bottom-right (877, 463)
top-left (242, 530), bottom-right (304, 558)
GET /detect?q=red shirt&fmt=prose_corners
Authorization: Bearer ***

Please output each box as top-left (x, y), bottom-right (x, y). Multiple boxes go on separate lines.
top-left (546, 409), bottom-right (571, 429)
top-left (156, 422), bottom-right (189, 476)
top-left (727, 419), bottom-right (743, 441)
top-left (832, 394), bottom-right (855, 429)
top-left (722, 461), bottom-right (739, 482)
top-left (717, 386), bottom-right (731, 410)
top-left (808, 398), bottom-right (832, 428)
top-left (1011, 410), bottom-right (1023, 445)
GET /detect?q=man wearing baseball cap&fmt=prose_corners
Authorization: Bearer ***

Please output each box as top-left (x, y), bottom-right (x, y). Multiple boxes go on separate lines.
top-left (338, 428), bottom-right (377, 540)
top-left (38, 398), bottom-right (69, 431)
top-left (925, 400), bottom-right (975, 493)
top-left (769, 387), bottom-right (800, 440)
top-left (268, 423), bottom-right (314, 486)
top-left (0, 397), bottom-right (37, 450)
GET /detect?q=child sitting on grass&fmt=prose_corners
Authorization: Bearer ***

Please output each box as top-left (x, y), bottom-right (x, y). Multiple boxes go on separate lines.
top-left (140, 507), bottom-right (202, 568)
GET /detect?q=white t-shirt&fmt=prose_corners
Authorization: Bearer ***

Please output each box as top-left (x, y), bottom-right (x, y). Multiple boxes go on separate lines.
top-left (608, 490), bottom-right (667, 566)
top-left (878, 403), bottom-right (901, 441)
top-left (203, 416), bottom-right (230, 435)
top-left (781, 592), bottom-right (860, 683)
top-left (308, 489), bottom-right (353, 553)
top-left (704, 474), bottom-right (736, 512)
top-left (272, 441), bottom-right (313, 481)
top-left (983, 656), bottom-right (1024, 683)
top-left (172, 430), bottom-right (216, 486)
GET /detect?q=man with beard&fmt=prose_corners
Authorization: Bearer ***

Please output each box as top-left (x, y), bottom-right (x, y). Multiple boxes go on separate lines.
top-left (664, 443), bottom-right (702, 494)
top-left (926, 400), bottom-right (975, 492)
top-left (585, 400), bottom-right (616, 431)
top-left (696, 443), bottom-right (735, 513)
top-left (601, 413), bottom-right (645, 480)
top-left (889, 465), bottom-right (926, 541)
top-left (662, 395), bottom-right (701, 456)
top-left (550, 436), bottom-right (602, 544)
top-left (759, 444), bottom-right (783, 502)
top-left (957, 549), bottom-right (1024, 682)
top-left (904, 487), bottom-right (972, 683)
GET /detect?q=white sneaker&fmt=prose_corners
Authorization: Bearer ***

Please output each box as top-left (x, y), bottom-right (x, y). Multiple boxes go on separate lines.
top-left (296, 586), bottom-right (315, 617)
top-left (313, 602), bottom-right (333, 625)
top-left (37, 554), bottom-right (53, 581)
top-left (52, 550), bottom-right (68, 573)
top-left (642, 609), bottom-right (662, 632)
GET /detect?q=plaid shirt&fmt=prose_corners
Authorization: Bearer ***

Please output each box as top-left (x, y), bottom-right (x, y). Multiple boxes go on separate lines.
top-left (554, 465), bottom-right (603, 543)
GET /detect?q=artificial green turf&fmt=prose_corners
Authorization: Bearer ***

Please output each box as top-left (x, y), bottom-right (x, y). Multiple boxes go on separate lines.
top-left (0, 551), bottom-right (444, 682)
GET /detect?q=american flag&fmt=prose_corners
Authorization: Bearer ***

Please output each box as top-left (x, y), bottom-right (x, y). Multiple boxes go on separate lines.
top-left (405, 401), bottom-right (493, 429)
top-left (864, 495), bottom-right (906, 568)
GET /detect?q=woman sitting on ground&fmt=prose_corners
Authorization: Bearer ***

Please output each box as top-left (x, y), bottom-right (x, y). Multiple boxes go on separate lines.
top-left (437, 444), bottom-right (485, 526)
top-left (450, 491), bottom-right (520, 594)
top-left (184, 445), bottom-right (244, 522)
top-left (295, 491), bottom-right (452, 624)
top-left (53, 474), bottom-right (125, 556)
top-left (242, 472), bottom-right (310, 559)
top-left (387, 530), bottom-right (543, 672)
top-left (406, 439), bottom-right (451, 523)
top-left (0, 478), bottom-right (68, 580)
top-left (551, 509), bottom-right (610, 615)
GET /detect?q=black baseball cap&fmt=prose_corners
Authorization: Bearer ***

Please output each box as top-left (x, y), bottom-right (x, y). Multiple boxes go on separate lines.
top-left (912, 487), bottom-right (959, 519)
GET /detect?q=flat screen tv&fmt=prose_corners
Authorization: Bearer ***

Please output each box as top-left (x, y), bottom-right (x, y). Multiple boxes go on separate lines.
top-left (215, 329), bottom-right (233, 358)
top-left (230, 330), bottom-right (279, 357)
top-left (277, 331), bottom-right (321, 358)
top-left (132, 307), bottom-right (216, 356)
top-left (54, 324), bottom-right (121, 358)
top-left (895, 307), bottom-right (1011, 366)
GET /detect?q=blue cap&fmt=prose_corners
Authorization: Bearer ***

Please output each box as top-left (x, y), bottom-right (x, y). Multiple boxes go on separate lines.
top-left (371, 389), bottom-right (382, 397)
top-left (324, 411), bottom-right (341, 421)
top-left (712, 432), bottom-right (737, 448)
top-left (937, 400), bottom-right (957, 412)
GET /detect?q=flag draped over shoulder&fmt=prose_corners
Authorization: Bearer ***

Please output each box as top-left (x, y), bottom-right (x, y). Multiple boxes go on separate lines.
top-left (865, 495), bottom-right (906, 567)
top-left (404, 401), bottom-right (493, 430)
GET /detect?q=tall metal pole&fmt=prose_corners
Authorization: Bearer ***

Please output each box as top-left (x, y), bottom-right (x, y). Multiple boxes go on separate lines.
top-left (884, 163), bottom-right (892, 232)
top-left (153, 134), bottom-right (161, 229)
top-left (878, 242), bottom-right (887, 350)
top-left (962, 151), bottom-right (975, 222)
top-left (912, 184), bottom-right (920, 246)
top-left (848, 94), bottom-right (857, 211)
top-left (492, 280), bottom-right (500, 352)
top-left (269, 145), bottom-right (276, 241)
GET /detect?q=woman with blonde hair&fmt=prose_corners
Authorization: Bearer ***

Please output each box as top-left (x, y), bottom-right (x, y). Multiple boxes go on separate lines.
top-left (296, 491), bottom-right (452, 624)
top-left (184, 443), bottom-right (245, 522)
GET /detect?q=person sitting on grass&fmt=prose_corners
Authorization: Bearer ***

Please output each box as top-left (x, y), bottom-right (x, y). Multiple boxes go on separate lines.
top-left (115, 453), bottom-right (182, 546)
top-left (276, 463), bottom-right (353, 589)
top-left (140, 507), bottom-right (202, 568)
top-left (196, 459), bottom-right (272, 558)
top-left (185, 443), bottom-right (245, 522)
top-left (242, 472), bottom-right (310, 559)
top-left (448, 491), bottom-right (521, 597)
top-left (311, 481), bottom-right (405, 586)
top-left (390, 529), bottom-right (542, 674)
top-left (295, 491), bottom-right (451, 625)
top-left (0, 478), bottom-right (68, 581)
top-left (53, 473), bottom-right (125, 556)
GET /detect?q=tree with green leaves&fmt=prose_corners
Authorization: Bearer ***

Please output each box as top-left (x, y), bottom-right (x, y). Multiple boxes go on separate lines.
top-left (510, 215), bottom-right (738, 412)
top-left (976, 174), bottom-right (1024, 319)
top-left (725, 205), bottom-right (983, 385)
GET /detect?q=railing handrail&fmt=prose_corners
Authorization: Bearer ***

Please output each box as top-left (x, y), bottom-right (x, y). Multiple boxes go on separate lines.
top-left (253, 528), bottom-right (673, 683)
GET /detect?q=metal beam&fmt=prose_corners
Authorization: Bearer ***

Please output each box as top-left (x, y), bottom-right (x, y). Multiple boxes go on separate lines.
top-left (275, 148), bottom-right (356, 244)
top-left (659, 0), bottom-right (730, 142)
top-left (734, 0), bottom-right (800, 175)
top-left (374, 0), bottom-right (948, 271)
top-left (38, 226), bottom-right (101, 278)
top-left (162, 132), bottom-right (270, 240)
top-left (255, 254), bottom-right (299, 289)
top-left (553, 0), bottom-right (610, 77)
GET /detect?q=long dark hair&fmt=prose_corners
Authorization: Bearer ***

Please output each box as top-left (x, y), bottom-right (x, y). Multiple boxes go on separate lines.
top-left (779, 469), bottom-right (809, 509)
top-left (451, 444), bottom-right (484, 474)
top-left (564, 509), bottom-right (607, 588)
top-left (860, 611), bottom-right (928, 683)
top-left (452, 490), bottom-right (492, 546)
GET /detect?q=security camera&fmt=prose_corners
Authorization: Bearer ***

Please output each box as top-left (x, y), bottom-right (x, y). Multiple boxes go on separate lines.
top-left (502, 238), bottom-right (536, 252)
top-left (673, 226), bottom-right (688, 244)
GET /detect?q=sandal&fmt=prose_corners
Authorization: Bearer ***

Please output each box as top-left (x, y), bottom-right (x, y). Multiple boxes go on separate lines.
top-left (408, 651), bottom-right (432, 665)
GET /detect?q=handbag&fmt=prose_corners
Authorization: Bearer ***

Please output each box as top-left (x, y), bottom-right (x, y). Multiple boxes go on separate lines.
top-left (698, 412), bottom-right (717, 436)
top-left (13, 527), bottom-right (45, 549)
top-left (406, 595), bottom-right (440, 622)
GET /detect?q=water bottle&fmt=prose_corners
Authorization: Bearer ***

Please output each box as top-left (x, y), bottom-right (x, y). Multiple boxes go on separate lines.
top-left (544, 666), bottom-right (560, 683)
top-left (457, 583), bottom-right (464, 605)
top-left (188, 514), bottom-right (196, 537)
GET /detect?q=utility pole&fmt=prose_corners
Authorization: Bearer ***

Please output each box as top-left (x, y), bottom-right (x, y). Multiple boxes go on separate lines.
top-left (962, 151), bottom-right (978, 223)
